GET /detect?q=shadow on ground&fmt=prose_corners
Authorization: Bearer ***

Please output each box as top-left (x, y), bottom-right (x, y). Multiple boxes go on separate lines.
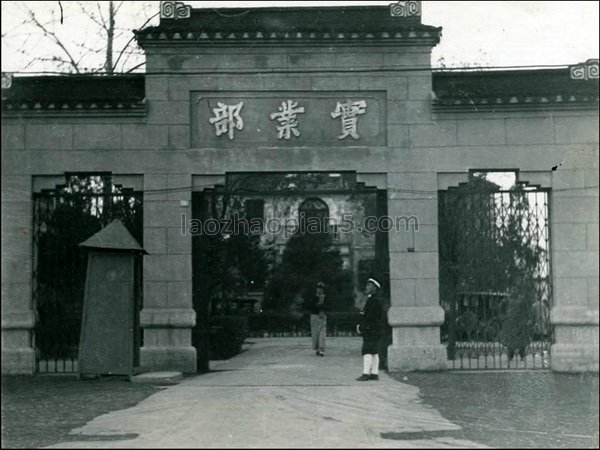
top-left (388, 371), bottom-right (599, 449)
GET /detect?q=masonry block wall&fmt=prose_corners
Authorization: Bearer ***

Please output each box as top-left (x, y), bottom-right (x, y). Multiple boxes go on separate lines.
top-left (1, 172), bottom-right (34, 374)
top-left (549, 118), bottom-right (599, 372)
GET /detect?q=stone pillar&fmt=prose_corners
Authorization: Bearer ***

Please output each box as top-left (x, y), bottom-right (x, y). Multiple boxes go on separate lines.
top-left (140, 174), bottom-right (197, 373)
top-left (1, 175), bottom-right (35, 374)
top-left (386, 172), bottom-right (447, 371)
top-left (550, 168), bottom-right (599, 372)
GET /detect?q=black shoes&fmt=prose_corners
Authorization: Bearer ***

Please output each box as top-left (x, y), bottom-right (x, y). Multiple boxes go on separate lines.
top-left (316, 351), bottom-right (325, 357)
top-left (356, 374), bottom-right (379, 381)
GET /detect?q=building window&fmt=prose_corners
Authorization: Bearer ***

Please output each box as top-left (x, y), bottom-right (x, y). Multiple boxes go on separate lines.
top-left (245, 199), bottom-right (264, 232)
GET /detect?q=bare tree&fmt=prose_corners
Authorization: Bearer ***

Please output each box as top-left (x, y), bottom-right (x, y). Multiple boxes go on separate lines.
top-left (1, 1), bottom-right (159, 74)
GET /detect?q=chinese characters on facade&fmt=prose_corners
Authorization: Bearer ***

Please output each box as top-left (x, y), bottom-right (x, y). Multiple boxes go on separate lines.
top-left (330, 100), bottom-right (367, 140)
top-left (208, 101), bottom-right (245, 140)
top-left (270, 100), bottom-right (305, 140)
top-left (208, 99), bottom-right (368, 140)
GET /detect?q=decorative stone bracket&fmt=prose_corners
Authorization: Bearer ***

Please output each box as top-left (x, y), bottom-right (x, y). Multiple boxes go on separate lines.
top-left (569, 59), bottom-right (599, 80)
top-left (1, 73), bottom-right (12, 89)
top-left (160, 1), bottom-right (191, 20)
top-left (390, 1), bottom-right (421, 17)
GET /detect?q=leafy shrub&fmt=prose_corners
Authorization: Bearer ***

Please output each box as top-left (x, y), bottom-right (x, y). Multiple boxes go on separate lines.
top-left (327, 312), bottom-right (363, 336)
top-left (247, 312), bottom-right (309, 337)
top-left (208, 316), bottom-right (248, 360)
top-left (246, 311), bottom-right (363, 337)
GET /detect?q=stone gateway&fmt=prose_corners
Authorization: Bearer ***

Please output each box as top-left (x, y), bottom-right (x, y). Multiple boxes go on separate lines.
top-left (1, 2), bottom-right (598, 375)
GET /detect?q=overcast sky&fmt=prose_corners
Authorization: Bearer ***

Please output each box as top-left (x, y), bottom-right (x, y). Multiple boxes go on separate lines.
top-left (199, 1), bottom-right (600, 68)
top-left (1, 1), bottom-right (598, 72)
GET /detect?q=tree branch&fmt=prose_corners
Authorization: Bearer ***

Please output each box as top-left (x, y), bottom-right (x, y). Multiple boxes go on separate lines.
top-left (22, 55), bottom-right (78, 71)
top-left (77, 1), bottom-right (105, 30)
top-left (125, 61), bottom-right (145, 73)
top-left (113, 0), bottom-right (125, 15)
top-left (96, 2), bottom-right (107, 30)
top-left (73, 41), bottom-right (103, 54)
top-left (24, 6), bottom-right (81, 73)
top-left (105, 1), bottom-right (115, 73)
top-left (8, 1), bottom-right (158, 73)
top-left (113, 10), bottom-right (158, 71)
top-left (75, 47), bottom-right (97, 67)
top-left (116, 47), bottom-right (144, 71)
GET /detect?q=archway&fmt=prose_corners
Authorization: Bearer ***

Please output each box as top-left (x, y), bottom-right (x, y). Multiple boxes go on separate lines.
top-left (191, 172), bottom-right (390, 372)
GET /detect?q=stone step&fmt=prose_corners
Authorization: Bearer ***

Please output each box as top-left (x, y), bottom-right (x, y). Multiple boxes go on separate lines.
top-left (131, 371), bottom-right (183, 386)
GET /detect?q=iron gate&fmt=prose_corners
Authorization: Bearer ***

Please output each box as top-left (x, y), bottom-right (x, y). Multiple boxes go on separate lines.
top-left (439, 172), bottom-right (552, 370)
top-left (192, 172), bottom-right (391, 372)
top-left (33, 174), bottom-right (143, 373)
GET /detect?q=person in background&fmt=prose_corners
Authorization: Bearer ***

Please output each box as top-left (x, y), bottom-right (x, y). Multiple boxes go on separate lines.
top-left (356, 278), bottom-right (383, 381)
top-left (309, 281), bottom-right (328, 356)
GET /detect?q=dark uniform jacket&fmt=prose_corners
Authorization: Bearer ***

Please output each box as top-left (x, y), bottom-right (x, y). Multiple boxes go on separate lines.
top-left (360, 292), bottom-right (383, 338)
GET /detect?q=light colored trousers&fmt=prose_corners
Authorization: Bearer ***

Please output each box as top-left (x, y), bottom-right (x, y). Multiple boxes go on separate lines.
top-left (310, 314), bottom-right (327, 352)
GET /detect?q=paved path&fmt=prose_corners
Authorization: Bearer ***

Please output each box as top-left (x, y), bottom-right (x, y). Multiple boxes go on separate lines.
top-left (47, 338), bottom-right (487, 448)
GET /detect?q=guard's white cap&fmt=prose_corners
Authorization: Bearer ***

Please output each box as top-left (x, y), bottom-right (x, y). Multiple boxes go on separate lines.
top-left (367, 278), bottom-right (381, 289)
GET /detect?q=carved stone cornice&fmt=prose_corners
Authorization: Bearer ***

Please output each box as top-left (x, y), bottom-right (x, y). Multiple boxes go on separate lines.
top-left (1, 74), bottom-right (146, 117)
top-left (135, 28), bottom-right (441, 47)
top-left (136, 5), bottom-right (441, 48)
top-left (433, 68), bottom-right (599, 111)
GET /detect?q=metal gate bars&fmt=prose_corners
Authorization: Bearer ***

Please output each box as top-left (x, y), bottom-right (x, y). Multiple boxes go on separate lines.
top-left (32, 174), bottom-right (143, 373)
top-left (439, 172), bottom-right (552, 370)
